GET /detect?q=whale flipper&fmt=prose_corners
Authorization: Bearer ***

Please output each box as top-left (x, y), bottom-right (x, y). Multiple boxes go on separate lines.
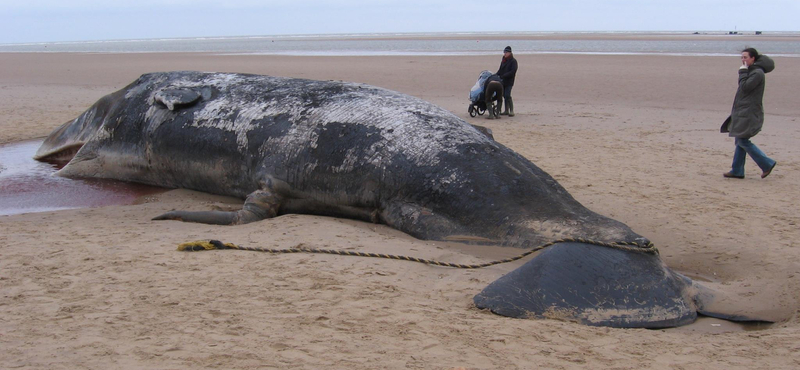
top-left (153, 189), bottom-right (281, 225)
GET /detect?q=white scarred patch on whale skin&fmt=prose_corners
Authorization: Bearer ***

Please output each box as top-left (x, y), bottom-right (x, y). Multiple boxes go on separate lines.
top-left (94, 119), bottom-right (114, 142)
top-left (134, 72), bottom-right (495, 195)
top-left (197, 74), bottom-right (479, 161)
top-left (190, 95), bottom-right (317, 153)
top-left (157, 72), bottom-right (489, 159)
top-left (178, 73), bottom-right (245, 90)
top-left (288, 81), bottom-right (493, 188)
top-left (313, 86), bottom-right (492, 170)
top-left (146, 73), bottom-right (314, 153)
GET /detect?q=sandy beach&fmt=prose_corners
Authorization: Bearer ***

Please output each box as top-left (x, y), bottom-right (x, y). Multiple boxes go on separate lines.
top-left (1, 45), bottom-right (799, 369)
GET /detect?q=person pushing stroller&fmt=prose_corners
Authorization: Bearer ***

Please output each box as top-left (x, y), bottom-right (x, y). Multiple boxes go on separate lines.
top-left (496, 46), bottom-right (517, 117)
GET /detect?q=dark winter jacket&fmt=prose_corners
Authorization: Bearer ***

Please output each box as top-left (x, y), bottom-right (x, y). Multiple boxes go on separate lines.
top-left (721, 55), bottom-right (775, 139)
top-left (496, 55), bottom-right (518, 88)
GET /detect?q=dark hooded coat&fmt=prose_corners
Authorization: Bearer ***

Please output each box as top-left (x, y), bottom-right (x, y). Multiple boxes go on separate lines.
top-left (721, 55), bottom-right (775, 139)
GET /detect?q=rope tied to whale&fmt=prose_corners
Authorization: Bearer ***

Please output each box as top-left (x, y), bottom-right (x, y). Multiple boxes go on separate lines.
top-left (177, 238), bottom-right (658, 269)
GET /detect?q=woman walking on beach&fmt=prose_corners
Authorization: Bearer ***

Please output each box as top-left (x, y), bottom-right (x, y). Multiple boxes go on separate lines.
top-left (497, 46), bottom-right (518, 117)
top-left (721, 47), bottom-right (777, 179)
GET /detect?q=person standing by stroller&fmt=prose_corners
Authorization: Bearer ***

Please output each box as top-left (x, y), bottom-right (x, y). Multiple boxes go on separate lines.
top-left (497, 46), bottom-right (518, 117)
top-left (721, 47), bottom-right (777, 179)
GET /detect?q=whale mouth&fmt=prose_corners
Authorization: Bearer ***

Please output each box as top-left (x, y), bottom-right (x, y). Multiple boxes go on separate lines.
top-left (33, 142), bottom-right (84, 164)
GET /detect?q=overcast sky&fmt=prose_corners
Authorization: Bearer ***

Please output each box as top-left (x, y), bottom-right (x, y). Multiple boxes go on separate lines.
top-left (1, 0), bottom-right (797, 44)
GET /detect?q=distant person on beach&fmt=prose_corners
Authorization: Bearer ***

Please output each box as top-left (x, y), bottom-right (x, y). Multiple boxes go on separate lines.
top-left (720, 47), bottom-right (777, 179)
top-left (496, 46), bottom-right (518, 117)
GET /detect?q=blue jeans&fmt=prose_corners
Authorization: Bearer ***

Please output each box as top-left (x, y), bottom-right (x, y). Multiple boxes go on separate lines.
top-left (730, 138), bottom-right (775, 176)
top-left (503, 85), bottom-right (513, 100)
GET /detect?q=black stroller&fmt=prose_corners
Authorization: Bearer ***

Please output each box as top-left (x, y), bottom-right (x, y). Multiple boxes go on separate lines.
top-left (468, 70), bottom-right (502, 117)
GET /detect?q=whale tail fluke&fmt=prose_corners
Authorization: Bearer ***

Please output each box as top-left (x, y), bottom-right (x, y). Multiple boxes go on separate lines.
top-left (474, 241), bottom-right (782, 328)
top-left (475, 241), bottom-right (697, 328)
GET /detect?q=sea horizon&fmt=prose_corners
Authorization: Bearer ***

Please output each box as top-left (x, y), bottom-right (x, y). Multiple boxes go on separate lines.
top-left (2, 31), bottom-right (800, 57)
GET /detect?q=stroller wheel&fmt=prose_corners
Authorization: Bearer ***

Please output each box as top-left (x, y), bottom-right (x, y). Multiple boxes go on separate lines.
top-left (468, 105), bottom-right (476, 117)
top-left (477, 106), bottom-right (486, 115)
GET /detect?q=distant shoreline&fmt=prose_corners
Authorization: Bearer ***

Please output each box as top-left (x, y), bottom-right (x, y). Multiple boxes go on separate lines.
top-left (3, 31), bottom-right (800, 57)
top-left (4, 30), bottom-right (800, 46)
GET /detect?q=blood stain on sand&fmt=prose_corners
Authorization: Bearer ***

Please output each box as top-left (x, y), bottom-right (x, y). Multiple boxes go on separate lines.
top-left (0, 140), bottom-right (166, 216)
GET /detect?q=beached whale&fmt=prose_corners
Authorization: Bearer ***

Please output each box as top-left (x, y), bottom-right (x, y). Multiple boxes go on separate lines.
top-left (34, 71), bottom-right (763, 328)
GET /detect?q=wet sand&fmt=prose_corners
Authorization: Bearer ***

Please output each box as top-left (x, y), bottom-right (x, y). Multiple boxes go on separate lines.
top-left (1, 48), bottom-right (799, 369)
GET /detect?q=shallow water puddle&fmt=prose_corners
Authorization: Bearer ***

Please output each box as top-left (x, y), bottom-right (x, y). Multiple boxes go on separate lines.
top-left (0, 140), bottom-right (166, 216)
